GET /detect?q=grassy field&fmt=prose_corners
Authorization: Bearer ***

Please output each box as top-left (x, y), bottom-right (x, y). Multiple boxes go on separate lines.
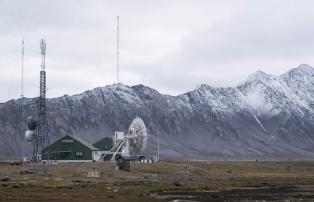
top-left (0, 160), bottom-right (314, 201)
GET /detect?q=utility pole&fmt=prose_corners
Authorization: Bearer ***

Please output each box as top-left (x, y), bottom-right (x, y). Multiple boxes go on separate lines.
top-left (116, 16), bottom-right (120, 83)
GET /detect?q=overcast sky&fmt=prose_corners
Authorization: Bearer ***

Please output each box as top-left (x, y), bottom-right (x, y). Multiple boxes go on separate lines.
top-left (1, 0), bottom-right (314, 102)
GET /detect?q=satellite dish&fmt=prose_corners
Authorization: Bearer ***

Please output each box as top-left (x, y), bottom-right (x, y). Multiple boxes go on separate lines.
top-left (105, 117), bottom-right (148, 161)
top-left (27, 116), bottom-right (37, 131)
top-left (25, 130), bottom-right (34, 142)
top-left (127, 117), bottom-right (147, 155)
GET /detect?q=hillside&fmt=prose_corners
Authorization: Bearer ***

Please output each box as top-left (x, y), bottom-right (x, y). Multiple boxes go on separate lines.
top-left (0, 64), bottom-right (314, 160)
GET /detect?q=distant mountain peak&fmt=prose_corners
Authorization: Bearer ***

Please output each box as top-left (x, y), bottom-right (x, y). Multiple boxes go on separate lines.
top-left (194, 84), bottom-right (210, 90)
top-left (105, 83), bottom-right (130, 89)
top-left (248, 70), bottom-right (273, 79)
top-left (283, 64), bottom-right (314, 77)
top-left (297, 64), bottom-right (313, 70)
top-left (239, 70), bottom-right (274, 87)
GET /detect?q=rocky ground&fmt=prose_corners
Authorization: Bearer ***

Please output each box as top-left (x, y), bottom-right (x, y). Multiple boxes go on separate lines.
top-left (0, 161), bottom-right (314, 201)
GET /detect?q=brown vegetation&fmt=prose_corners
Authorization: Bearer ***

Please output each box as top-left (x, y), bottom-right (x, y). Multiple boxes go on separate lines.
top-left (0, 161), bottom-right (314, 201)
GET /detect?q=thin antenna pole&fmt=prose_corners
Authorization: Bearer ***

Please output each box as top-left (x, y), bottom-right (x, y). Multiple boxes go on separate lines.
top-left (157, 131), bottom-right (160, 162)
top-left (116, 16), bottom-right (120, 83)
top-left (20, 39), bottom-right (24, 162)
top-left (21, 39), bottom-right (24, 98)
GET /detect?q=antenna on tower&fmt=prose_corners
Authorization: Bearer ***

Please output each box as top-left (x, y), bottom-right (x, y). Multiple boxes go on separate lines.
top-left (116, 16), bottom-right (120, 83)
top-left (40, 39), bottom-right (46, 71)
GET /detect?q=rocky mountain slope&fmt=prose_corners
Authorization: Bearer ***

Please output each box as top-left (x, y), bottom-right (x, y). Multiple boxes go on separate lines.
top-left (1, 64), bottom-right (314, 160)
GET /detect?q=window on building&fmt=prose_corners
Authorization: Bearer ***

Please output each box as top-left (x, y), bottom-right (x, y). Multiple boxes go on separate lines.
top-left (75, 151), bottom-right (83, 157)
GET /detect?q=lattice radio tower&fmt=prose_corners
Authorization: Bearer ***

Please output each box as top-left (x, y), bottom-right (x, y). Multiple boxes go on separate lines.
top-left (33, 39), bottom-right (50, 162)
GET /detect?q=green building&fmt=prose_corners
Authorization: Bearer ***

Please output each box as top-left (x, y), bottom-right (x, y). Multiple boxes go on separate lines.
top-left (42, 135), bottom-right (99, 162)
top-left (92, 137), bottom-right (121, 160)
top-left (93, 137), bottom-right (113, 151)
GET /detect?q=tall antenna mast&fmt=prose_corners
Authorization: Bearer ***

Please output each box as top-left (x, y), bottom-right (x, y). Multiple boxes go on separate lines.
top-left (116, 16), bottom-right (120, 83)
top-left (33, 39), bottom-right (50, 163)
top-left (21, 39), bottom-right (24, 98)
top-left (20, 39), bottom-right (24, 161)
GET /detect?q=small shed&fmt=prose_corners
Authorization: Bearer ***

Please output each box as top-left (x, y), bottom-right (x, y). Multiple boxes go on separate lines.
top-left (42, 135), bottom-right (99, 162)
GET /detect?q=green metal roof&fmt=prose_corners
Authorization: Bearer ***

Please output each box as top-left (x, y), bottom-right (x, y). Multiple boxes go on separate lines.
top-left (93, 137), bottom-right (113, 151)
top-left (66, 135), bottom-right (99, 151)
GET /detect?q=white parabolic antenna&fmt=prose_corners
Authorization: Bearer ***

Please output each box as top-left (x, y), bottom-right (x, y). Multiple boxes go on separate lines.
top-left (107, 117), bottom-right (148, 160)
top-left (127, 117), bottom-right (147, 155)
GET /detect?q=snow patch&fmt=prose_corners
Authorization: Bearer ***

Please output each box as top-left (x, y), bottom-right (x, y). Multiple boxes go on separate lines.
top-left (253, 115), bottom-right (268, 133)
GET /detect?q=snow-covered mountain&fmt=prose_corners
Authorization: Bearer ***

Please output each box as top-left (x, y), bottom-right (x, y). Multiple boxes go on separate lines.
top-left (0, 64), bottom-right (314, 160)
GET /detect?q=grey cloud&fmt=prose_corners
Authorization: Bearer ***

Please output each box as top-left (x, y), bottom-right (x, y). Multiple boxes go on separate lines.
top-left (1, 0), bottom-right (314, 102)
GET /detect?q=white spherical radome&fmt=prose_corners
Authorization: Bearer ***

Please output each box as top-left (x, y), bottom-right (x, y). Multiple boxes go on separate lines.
top-left (25, 130), bottom-right (34, 142)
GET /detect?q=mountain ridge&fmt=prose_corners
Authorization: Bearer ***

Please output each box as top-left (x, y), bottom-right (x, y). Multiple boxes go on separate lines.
top-left (2, 64), bottom-right (312, 105)
top-left (0, 64), bottom-right (314, 160)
